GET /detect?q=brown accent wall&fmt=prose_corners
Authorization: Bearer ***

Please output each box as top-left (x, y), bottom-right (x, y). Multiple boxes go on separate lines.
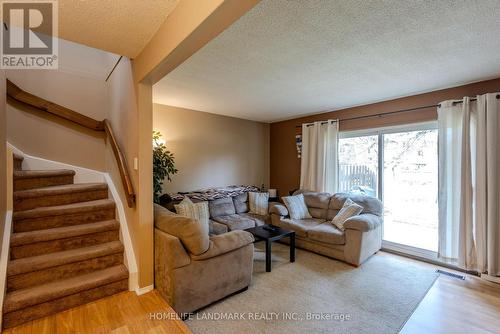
top-left (270, 78), bottom-right (500, 198)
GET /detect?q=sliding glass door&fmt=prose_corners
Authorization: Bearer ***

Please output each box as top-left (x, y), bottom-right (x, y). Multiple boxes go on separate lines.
top-left (338, 135), bottom-right (379, 197)
top-left (338, 123), bottom-right (439, 255)
top-left (382, 129), bottom-right (438, 252)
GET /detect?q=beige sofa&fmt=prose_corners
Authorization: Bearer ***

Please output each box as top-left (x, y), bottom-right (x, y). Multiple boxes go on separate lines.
top-left (154, 204), bottom-right (254, 314)
top-left (270, 191), bottom-right (383, 266)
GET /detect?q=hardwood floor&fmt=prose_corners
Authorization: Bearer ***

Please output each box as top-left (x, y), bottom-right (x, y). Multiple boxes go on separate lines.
top-left (2, 290), bottom-right (191, 334)
top-left (3, 253), bottom-right (500, 334)
top-left (390, 252), bottom-right (500, 334)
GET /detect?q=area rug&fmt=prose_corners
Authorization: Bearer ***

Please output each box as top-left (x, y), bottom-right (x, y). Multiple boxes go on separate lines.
top-left (186, 243), bottom-right (439, 334)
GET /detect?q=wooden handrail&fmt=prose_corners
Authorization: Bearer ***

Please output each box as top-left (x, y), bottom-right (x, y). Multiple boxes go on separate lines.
top-left (6, 79), bottom-right (136, 207)
top-left (7, 80), bottom-right (105, 131)
top-left (103, 120), bottom-right (136, 207)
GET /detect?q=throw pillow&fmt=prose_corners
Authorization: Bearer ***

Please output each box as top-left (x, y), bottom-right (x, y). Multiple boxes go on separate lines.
top-left (331, 198), bottom-right (363, 231)
top-left (174, 197), bottom-right (210, 230)
top-left (282, 193), bottom-right (312, 220)
top-left (248, 192), bottom-right (269, 216)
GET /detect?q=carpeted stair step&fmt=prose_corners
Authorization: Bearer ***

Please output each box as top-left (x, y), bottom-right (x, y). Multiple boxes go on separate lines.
top-left (13, 153), bottom-right (23, 171)
top-left (13, 199), bottom-right (116, 232)
top-left (3, 265), bottom-right (129, 328)
top-left (13, 183), bottom-right (109, 211)
top-left (10, 220), bottom-right (120, 259)
top-left (7, 241), bottom-right (124, 292)
top-left (14, 169), bottom-right (75, 191)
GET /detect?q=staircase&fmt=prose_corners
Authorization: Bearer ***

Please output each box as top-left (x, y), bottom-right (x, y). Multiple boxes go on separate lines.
top-left (3, 154), bottom-right (129, 329)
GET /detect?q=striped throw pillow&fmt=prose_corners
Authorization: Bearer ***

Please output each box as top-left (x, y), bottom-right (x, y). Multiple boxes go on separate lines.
top-left (174, 197), bottom-right (209, 229)
top-left (249, 192), bottom-right (269, 216)
top-left (282, 193), bottom-right (312, 220)
top-left (331, 198), bottom-right (363, 231)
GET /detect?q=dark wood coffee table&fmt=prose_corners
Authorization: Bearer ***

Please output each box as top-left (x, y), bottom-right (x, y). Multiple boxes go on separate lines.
top-left (245, 225), bottom-right (295, 272)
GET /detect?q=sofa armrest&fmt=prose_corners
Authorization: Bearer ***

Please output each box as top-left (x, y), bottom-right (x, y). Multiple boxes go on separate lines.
top-left (269, 202), bottom-right (288, 217)
top-left (343, 213), bottom-right (382, 232)
top-left (191, 230), bottom-right (254, 261)
top-left (155, 228), bottom-right (191, 269)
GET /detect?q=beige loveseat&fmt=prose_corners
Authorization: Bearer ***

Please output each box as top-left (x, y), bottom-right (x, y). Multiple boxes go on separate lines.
top-left (154, 204), bottom-right (254, 314)
top-left (270, 191), bottom-right (383, 266)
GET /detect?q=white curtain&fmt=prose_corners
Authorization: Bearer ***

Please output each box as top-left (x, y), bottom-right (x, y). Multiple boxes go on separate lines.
top-left (438, 93), bottom-right (500, 276)
top-left (475, 94), bottom-right (500, 276)
top-left (437, 100), bottom-right (463, 262)
top-left (300, 120), bottom-right (339, 193)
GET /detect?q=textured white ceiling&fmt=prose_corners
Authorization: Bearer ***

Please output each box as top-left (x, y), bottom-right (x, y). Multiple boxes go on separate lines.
top-left (153, 0), bottom-right (500, 123)
top-left (58, 0), bottom-right (179, 57)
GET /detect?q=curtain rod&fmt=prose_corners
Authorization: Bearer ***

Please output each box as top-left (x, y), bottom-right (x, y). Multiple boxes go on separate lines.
top-left (451, 94), bottom-right (500, 105)
top-left (295, 94), bottom-right (500, 128)
top-left (296, 104), bottom-right (437, 128)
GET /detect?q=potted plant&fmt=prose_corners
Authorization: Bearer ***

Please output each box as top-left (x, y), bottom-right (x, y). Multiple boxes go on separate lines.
top-left (153, 131), bottom-right (178, 203)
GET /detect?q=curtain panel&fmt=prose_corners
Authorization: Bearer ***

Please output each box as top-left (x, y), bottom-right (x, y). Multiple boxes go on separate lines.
top-left (437, 93), bottom-right (500, 276)
top-left (300, 120), bottom-right (339, 193)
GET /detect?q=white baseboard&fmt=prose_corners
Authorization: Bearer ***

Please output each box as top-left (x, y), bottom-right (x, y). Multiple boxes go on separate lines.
top-left (135, 285), bottom-right (154, 295)
top-left (104, 173), bottom-right (139, 292)
top-left (7, 143), bottom-right (105, 184)
top-left (0, 210), bottom-right (13, 330)
top-left (481, 274), bottom-right (500, 285)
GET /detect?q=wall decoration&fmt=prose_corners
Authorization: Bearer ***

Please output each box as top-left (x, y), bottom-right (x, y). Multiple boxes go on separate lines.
top-left (295, 134), bottom-right (302, 159)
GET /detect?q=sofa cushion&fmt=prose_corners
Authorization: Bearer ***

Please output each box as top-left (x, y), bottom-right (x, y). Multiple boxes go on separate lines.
top-left (232, 193), bottom-right (249, 213)
top-left (307, 223), bottom-right (346, 245)
top-left (154, 204), bottom-right (210, 256)
top-left (331, 198), bottom-right (363, 231)
top-left (209, 197), bottom-right (236, 218)
top-left (274, 217), bottom-right (325, 237)
top-left (249, 192), bottom-right (269, 216)
top-left (209, 220), bottom-right (229, 235)
top-left (174, 197), bottom-right (210, 228)
top-left (330, 193), bottom-right (382, 215)
top-left (238, 212), bottom-right (268, 226)
top-left (282, 194), bottom-right (312, 220)
top-left (327, 193), bottom-right (383, 220)
top-left (212, 214), bottom-right (256, 231)
top-left (301, 191), bottom-right (331, 219)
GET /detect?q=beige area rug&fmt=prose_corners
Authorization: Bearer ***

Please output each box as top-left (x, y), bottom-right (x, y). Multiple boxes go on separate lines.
top-left (186, 243), bottom-right (439, 334)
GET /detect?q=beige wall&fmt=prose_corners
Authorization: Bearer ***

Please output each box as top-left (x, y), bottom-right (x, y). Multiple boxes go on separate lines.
top-left (104, 57), bottom-right (149, 287)
top-left (6, 69), bottom-right (108, 171)
top-left (153, 104), bottom-right (270, 193)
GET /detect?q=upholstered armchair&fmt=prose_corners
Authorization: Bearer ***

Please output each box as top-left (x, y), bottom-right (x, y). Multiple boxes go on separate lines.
top-left (153, 204), bottom-right (254, 314)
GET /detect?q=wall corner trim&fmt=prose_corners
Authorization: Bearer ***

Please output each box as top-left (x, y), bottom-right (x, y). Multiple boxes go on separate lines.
top-left (135, 284), bottom-right (154, 296)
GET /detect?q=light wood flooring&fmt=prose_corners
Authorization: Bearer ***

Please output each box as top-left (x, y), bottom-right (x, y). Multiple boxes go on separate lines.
top-left (396, 252), bottom-right (500, 334)
top-left (4, 253), bottom-right (500, 334)
top-left (2, 290), bottom-right (191, 334)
